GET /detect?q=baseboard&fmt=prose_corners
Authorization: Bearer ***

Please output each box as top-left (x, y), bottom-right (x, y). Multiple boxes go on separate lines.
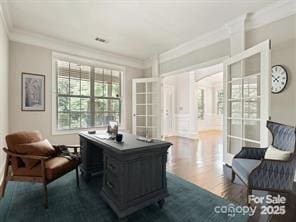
top-left (198, 129), bottom-right (222, 133)
top-left (175, 131), bottom-right (199, 140)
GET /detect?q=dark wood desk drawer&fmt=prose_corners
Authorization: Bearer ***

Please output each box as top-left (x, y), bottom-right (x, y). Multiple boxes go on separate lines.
top-left (104, 171), bottom-right (120, 198)
top-left (105, 155), bottom-right (120, 175)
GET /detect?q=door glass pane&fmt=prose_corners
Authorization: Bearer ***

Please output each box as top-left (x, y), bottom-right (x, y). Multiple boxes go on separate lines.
top-left (244, 53), bottom-right (261, 76)
top-left (244, 76), bottom-right (260, 98)
top-left (146, 82), bottom-right (152, 93)
top-left (229, 80), bottom-right (242, 99)
top-left (136, 94), bottom-right (146, 104)
top-left (146, 94), bottom-right (152, 104)
top-left (136, 83), bottom-right (146, 93)
top-left (136, 116), bottom-right (146, 126)
top-left (136, 105), bottom-right (146, 115)
top-left (147, 116), bottom-right (153, 126)
top-left (228, 119), bottom-right (241, 137)
top-left (228, 137), bottom-right (242, 155)
top-left (136, 127), bottom-right (146, 137)
top-left (147, 105), bottom-right (152, 115)
top-left (134, 80), bottom-right (159, 138)
top-left (229, 61), bottom-right (241, 80)
top-left (243, 120), bottom-right (260, 141)
top-left (244, 99), bottom-right (260, 119)
top-left (230, 101), bottom-right (242, 118)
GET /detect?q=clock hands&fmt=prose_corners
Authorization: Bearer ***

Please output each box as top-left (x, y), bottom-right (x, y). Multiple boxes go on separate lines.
top-left (273, 76), bottom-right (281, 83)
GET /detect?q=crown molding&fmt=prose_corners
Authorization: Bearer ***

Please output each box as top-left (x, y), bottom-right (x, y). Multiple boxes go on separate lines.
top-left (9, 28), bottom-right (144, 69)
top-left (245, 0), bottom-right (296, 31)
top-left (159, 26), bottom-right (229, 65)
top-left (0, 4), bottom-right (9, 35)
top-left (145, 0), bottom-right (296, 68)
top-left (2, 1), bottom-right (295, 70)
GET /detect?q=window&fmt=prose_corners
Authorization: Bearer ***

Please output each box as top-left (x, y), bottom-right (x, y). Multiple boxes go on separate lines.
top-left (197, 88), bottom-right (204, 120)
top-left (217, 89), bottom-right (224, 114)
top-left (243, 82), bottom-right (258, 119)
top-left (56, 60), bottom-right (122, 131)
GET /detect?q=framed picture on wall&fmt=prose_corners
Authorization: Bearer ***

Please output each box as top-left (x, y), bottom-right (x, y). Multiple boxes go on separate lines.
top-left (21, 73), bottom-right (45, 111)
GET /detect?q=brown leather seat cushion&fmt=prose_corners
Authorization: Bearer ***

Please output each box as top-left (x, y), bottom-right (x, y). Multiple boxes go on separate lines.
top-left (13, 157), bottom-right (78, 181)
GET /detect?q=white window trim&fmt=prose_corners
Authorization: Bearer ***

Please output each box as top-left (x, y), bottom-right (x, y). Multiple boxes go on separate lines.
top-left (195, 86), bottom-right (205, 120)
top-left (51, 52), bottom-right (126, 135)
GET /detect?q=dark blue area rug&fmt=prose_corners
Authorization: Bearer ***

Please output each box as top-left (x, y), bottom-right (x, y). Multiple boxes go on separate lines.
top-left (0, 172), bottom-right (248, 222)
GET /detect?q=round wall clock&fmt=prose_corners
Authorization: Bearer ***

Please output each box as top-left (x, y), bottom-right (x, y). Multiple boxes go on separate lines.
top-left (271, 65), bottom-right (288, 94)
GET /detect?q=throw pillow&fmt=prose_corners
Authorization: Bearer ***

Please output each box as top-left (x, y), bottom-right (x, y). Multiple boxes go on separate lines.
top-left (264, 145), bottom-right (292, 161)
top-left (15, 139), bottom-right (56, 168)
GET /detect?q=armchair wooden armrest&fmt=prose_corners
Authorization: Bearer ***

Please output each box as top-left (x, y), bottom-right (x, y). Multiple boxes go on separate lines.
top-left (3, 148), bottom-right (51, 160)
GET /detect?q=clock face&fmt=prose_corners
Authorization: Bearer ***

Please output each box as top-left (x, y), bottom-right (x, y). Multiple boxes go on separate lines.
top-left (271, 65), bottom-right (288, 94)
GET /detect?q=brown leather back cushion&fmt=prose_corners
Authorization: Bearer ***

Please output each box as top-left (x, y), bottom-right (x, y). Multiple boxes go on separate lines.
top-left (15, 139), bottom-right (56, 168)
top-left (6, 131), bottom-right (43, 153)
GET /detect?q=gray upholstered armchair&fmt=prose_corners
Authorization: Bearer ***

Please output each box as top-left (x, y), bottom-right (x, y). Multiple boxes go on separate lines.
top-left (232, 121), bottom-right (296, 203)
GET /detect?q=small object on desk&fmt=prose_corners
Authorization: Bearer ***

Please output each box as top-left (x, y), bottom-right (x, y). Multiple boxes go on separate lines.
top-left (116, 133), bottom-right (123, 142)
top-left (95, 134), bottom-right (111, 139)
top-left (107, 121), bottom-right (118, 135)
top-left (88, 130), bottom-right (96, 134)
top-left (136, 136), bottom-right (153, 143)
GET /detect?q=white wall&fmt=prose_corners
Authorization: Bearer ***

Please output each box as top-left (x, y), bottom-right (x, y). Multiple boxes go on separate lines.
top-left (0, 13), bottom-right (9, 185)
top-left (8, 41), bottom-right (144, 145)
top-left (246, 14), bottom-right (296, 126)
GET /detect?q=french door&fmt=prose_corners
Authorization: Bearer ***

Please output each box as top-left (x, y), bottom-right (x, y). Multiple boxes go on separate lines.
top-left (132, 78), bottom-right (160, 138)
top-left (223, 40), bottom-right (271, 165)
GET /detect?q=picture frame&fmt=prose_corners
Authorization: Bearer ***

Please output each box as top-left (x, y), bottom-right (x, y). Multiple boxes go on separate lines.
top-left (21, 72), bottom-right (45, 111)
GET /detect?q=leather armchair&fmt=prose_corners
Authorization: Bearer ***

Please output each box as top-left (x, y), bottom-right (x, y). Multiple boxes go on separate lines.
top-left (0, 131), bottom-right (81, 208)
top-left (232, 121), bottom-right (296, 203)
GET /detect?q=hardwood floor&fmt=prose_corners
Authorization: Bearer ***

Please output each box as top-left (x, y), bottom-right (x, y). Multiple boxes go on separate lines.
top-left (165, 132), bottom-right (296, 222)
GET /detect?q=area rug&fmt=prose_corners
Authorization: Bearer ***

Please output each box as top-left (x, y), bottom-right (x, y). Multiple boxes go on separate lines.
top-left (0, 172), bottom-right (248, 222)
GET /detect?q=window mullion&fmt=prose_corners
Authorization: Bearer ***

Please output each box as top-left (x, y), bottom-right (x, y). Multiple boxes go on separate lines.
top-left (90, 66), bottom-right (95, 127)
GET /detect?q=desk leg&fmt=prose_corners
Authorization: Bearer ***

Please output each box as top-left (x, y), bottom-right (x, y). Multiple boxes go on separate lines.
top-left (80, 168), bottom-right (91, 181)
top-left (157, 199), bottom-right (165, 209)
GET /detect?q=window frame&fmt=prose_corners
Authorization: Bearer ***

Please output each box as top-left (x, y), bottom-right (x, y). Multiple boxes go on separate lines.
top-left (196, 87), bottom-right (205, 120)
top-left (216, 89), bottom-right (224, 115)
top-left (52, 52), bottom-right (126, 135)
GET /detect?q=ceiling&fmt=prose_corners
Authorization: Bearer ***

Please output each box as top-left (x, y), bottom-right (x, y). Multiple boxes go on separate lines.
top-left (3, 0), bottom-right (277, 60)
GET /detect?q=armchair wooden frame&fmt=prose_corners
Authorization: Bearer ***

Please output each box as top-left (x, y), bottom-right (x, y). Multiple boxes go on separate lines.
top-left (0, 145), bottom-right (80, 209)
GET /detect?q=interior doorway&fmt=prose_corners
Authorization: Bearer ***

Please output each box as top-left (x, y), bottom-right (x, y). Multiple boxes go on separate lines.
top-left (161, 63), bottom-right (223, 138)
top-left (163, 85), bottom-right (175, 137)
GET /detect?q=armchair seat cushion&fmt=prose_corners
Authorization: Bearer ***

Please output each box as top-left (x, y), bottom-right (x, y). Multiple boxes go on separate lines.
top-left (13, 157), bottom-right (78, 181)
top-left (45, 157), bottom-right (78, 181)
top-left (232, 158), bottom-right (261, 184)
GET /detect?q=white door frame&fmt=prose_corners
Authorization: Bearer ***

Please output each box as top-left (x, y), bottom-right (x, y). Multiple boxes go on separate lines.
top-left (223, 39), bottom-right (271, 165)
top-left (163, 84), bottom-right (175, 137)
top-left (132, 77), bottom-right (160, 138)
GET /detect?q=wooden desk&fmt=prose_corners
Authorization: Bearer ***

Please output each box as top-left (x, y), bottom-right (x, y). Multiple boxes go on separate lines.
top-left (79, 132), bottom-right (172, 220)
